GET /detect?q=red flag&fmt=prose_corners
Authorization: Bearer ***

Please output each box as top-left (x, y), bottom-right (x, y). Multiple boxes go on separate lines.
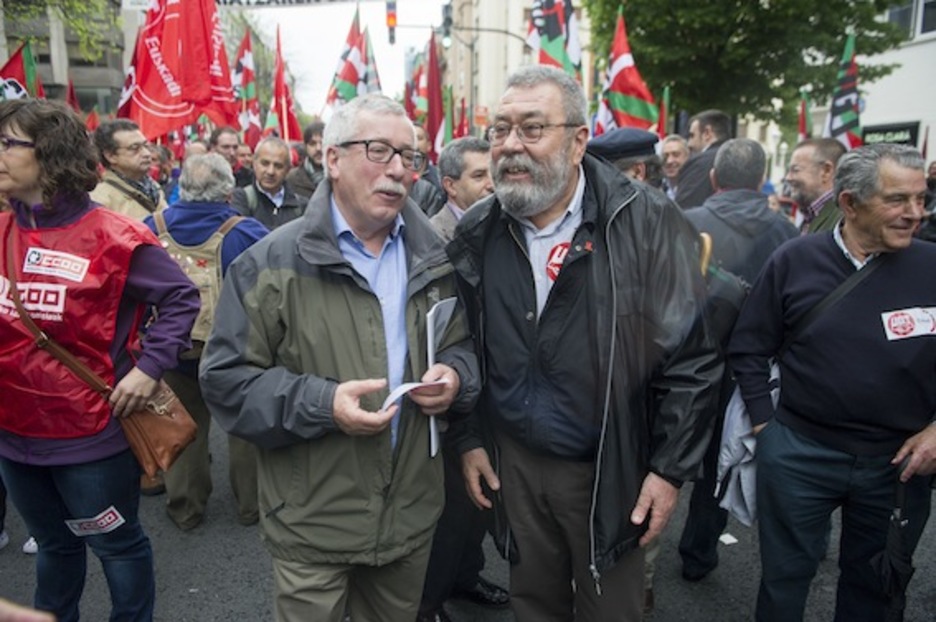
top-left (1, 42), bottom-right (45, 99)
top-left (456, 97), bottom-right (468, 139)
top-left (266, 27), bottom-right (301, 143)
top-left (233, 31), bottom-right (262, 150)
top-left (426, 33), bottom-right (444, 163)
top-left (66, 79), bottom-right (81, 112)
top-left (85, 108), bottom-right (100, 132)
top-left (117, 0), bottom-right (238, 140)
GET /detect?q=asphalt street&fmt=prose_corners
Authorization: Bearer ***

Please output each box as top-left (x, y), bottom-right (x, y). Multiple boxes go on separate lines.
top-left (2, 421), bottom-right (935, 621)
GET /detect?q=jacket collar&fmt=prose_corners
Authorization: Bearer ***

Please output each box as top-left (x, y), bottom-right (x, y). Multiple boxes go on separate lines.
top-left (447, 153), bottom-right (637, 286)
top-left (296, 178), bottom-right (450, 278)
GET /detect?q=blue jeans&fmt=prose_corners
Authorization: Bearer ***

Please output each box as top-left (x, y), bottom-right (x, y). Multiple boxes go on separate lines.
top-left (0, 449), bottom-right (155, 622)
top-left (755, 420), bottom-right (931, 622)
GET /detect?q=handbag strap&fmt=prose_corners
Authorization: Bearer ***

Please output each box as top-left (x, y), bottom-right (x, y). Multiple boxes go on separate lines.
top-left (3, 220), bottom-right (112, 396)
top-left (778, 254), bottom-right (887, 358)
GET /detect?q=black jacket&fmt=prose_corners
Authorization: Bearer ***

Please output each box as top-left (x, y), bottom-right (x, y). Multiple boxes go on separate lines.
top-left (231, 183), bottom-right (308, 231)
top-left (684, 189), bottom-right (798, 284)
top-left (675, 140), bottom-right (726, 209)
top-left (446, 154), bottom-right (722, 579)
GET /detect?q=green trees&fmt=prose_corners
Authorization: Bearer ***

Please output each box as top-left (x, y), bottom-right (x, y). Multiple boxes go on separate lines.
top-left (581, 0), bottom-right (906, 123)
top-left (2, 0), bottom-right (119, 60)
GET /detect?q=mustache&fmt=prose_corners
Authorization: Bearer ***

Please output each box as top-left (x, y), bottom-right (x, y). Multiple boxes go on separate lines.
top-left (494, 153), bottom-right (537, 178)
top-left (374, 181), bottom-right (407, 196)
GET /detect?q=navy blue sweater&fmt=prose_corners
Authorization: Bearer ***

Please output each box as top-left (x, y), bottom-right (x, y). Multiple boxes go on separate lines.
top-left (728, 232), bottom-right (936, 456)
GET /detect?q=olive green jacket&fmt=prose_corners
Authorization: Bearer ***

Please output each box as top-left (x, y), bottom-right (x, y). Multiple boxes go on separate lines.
top-left (806, 195), bottom-right (841, 234)
top-left (200, 180), bottom-right (478, 565)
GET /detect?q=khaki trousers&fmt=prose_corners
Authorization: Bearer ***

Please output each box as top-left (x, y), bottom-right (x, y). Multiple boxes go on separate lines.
top-left (272, 535), bottom-right (433, 622)
top-left (163, 369), bottom-right (258, 528)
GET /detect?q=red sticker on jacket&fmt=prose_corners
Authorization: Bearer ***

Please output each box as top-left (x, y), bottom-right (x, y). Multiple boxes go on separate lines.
top-left (546, 242), bottom-right (570, 281)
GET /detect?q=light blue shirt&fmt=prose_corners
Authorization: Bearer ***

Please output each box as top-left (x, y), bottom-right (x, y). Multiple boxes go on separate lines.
top-left (330, 197), bottom-right (409, 446)
top-left (517, 166), bottom-right (586, 318)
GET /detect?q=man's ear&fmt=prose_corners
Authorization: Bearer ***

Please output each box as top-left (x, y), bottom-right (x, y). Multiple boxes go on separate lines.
top-left (441, 176), bottom-right (457, 202)
top-left (709, 168), bottom-right (719, 192)
top-left (325, 146), bottom-right (340, 179)
top-left (838, 190), bottom-right (858, 218)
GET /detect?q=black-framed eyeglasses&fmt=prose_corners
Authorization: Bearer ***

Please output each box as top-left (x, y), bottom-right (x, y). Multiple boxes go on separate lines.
top-left (486, 122), bottom-right (581, 145)
top-left (0, 136), bottom-right (36, 152)
top-left (338, 139), bottom-right (425, 172)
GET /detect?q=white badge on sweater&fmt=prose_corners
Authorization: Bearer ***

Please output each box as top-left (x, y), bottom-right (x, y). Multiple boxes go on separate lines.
top-left (881, 307), bottom-right (936, 341)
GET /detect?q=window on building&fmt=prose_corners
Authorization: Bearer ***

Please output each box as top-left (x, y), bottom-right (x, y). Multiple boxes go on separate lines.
top-left (923, 0), bottom-right (936, 33)
top-left (888, 2), bottom-right (915, 35)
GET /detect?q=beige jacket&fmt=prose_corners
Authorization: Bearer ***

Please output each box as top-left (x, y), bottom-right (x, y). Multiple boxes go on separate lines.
top-left (91, 170), bottom-right (167, 220)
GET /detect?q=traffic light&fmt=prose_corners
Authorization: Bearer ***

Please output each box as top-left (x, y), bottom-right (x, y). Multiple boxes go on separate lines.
top-left (441, 3), bottom-right (453, 47)
top-left (386, 1), bottom-right (397, 45)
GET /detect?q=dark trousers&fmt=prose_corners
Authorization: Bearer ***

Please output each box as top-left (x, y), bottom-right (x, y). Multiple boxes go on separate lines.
top-left (0, 471), bottom-right (6, 532)
top-left (420, 434), bottom-right (488, 613)
top-left (0, 450), bottom-right (155, 622)
top-left (678, 414), bottom-right (728, 576)
top-left (498, 433), bottom-right (644, 622)
top-left (755, 420), bottom-right (931, 622)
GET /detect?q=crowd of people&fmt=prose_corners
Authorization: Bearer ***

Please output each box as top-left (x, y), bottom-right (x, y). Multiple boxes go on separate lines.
top-left (1, 64), bottom-right (935, 622)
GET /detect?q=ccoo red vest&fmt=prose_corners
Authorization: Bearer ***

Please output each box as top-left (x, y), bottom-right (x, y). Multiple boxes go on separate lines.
top-left (0, 208), bottom-right (158, 438)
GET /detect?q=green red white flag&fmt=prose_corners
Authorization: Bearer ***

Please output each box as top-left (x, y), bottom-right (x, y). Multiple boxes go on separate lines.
top-left (263, 26), bottom-right (302, 143)
top-left (594, 7), bottom-right (658, 135)
top-left (822, 33), bottom-right (862, 150)
top-left (324, 9), bottom-right (381, 114)
top-left (232, 31), bottom-right (262, 150)
top-left (526, 0), bottom-right (582, 82)
top-left (797, 88), bottom-right (813, 143)
top-left (657, 85), bottom-right (670, 139)
top-left (1, 42), bottom-right (46, 100)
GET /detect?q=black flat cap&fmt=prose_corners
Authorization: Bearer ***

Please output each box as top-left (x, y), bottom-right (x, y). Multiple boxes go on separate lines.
top-left (587, 128), bottom-right (659, 160)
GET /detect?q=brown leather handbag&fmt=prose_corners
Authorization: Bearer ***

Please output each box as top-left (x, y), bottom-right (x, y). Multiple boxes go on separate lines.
top-left (4, 223), bottom-right (196, 477)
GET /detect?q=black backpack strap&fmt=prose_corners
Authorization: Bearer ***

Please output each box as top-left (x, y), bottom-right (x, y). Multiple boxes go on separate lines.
top-left (779, 254), bottom-right (888, 357)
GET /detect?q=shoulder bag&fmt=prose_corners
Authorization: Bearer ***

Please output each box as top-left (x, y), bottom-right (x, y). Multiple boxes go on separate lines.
top-left (4, 222), bottom-right (196, 477)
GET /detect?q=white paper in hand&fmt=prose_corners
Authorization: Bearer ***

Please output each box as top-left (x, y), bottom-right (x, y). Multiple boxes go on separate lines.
top-left (426, 297), bottom-right (458, 457)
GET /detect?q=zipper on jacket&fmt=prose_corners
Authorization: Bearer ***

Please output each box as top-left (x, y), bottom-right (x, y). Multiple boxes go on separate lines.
top-left (587, 191), bottom-right (637, 594)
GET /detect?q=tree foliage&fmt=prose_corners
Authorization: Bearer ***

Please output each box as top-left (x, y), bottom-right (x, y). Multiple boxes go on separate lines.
top-left (3, 0), bottom-right (119, 60)
top-left (581, 0), bottom-right (907, 124)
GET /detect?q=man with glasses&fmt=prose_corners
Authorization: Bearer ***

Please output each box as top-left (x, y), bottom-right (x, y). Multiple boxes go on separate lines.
top-left (91, 119), bottom-right (167, 222)
top-left (200, 93), bottom-right (479, 622)
top-left (785, 137), bottom-right (847, 234)
top-left (447, 66), bottom-right (720, 621)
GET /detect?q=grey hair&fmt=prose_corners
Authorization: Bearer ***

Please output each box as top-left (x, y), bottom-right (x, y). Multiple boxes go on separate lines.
top-left (179, 153), bottom-right (235, 202)
top-left (323, 93), bottom-right (412, 148)
top-left (504, 65), bottom-right (587, 126)
top-left (254, 136), bottom-right (290, 160)
top-left (713, 138), bottom-right (766, 191)
top-left (662, 134), bottom-right (689, 153)
top-left (438, 137), bottom-right (491, 180)
top-left (834, 143), bottom-right (924, 205)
